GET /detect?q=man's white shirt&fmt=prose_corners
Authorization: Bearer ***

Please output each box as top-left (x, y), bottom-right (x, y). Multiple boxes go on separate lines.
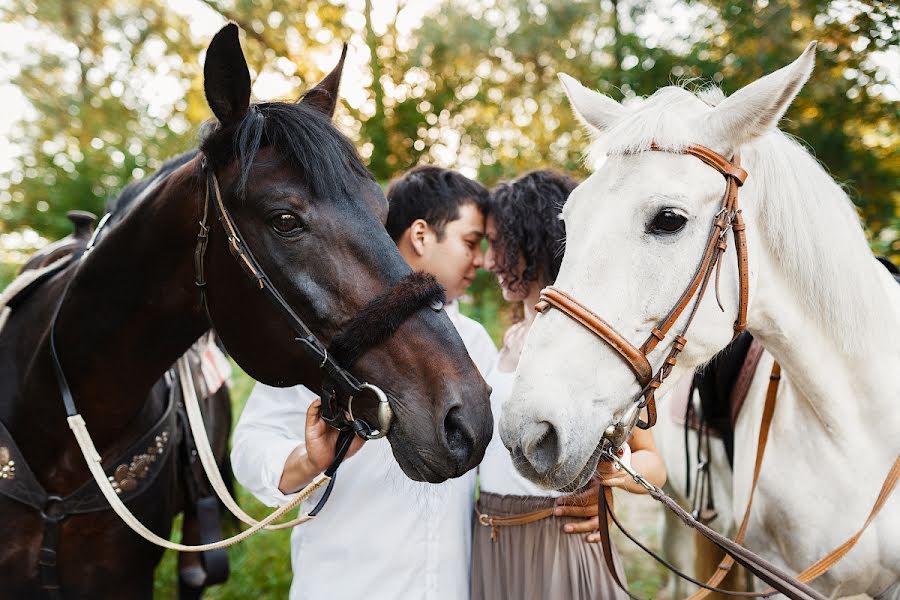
top-left (231, 302), bottom-right (497, 600)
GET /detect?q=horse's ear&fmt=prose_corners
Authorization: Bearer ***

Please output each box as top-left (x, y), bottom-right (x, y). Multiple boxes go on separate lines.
top-left (558, 73), bottom-right (624, 133)
top-left (704, 41), bottom-right (816, 147)
top-left (300, 44), bottom-right (348, 119)
top-left (204, 23), bottom-right (251, 127)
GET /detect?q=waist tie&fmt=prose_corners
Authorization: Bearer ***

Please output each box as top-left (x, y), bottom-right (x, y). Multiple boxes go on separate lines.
top-left (476, 503), bottom-right (555, 542)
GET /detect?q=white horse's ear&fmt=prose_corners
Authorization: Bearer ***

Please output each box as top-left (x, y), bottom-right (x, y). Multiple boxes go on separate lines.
top-left (558, 73), bottom-right (623, 133)
top-left (705, 41), bottom-right (816, 147)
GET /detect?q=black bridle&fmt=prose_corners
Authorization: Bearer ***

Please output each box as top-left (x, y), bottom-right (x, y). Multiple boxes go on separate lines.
top-left (195, 157), bottom-right (445, 441)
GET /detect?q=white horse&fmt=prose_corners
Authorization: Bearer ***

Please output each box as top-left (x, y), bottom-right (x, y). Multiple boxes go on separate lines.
top-left (500, 43), bottom-right (900, 598)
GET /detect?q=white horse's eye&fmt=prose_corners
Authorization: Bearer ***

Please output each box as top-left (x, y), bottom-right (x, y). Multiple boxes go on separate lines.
top-left (648, 209), bottom-right (687, 235)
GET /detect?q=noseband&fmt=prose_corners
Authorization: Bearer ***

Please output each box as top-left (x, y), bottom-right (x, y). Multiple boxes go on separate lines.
top-left (195, 158), bottom-right (445, 440)
top-left (535, 144), bottom-right (749, 449)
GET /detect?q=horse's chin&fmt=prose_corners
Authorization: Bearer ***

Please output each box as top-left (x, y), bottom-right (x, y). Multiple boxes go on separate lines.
top-left (555, 440), bottom-right (605, 493)
top-left (384, 428), bottom-right (450, 484)
top-left (509, 438), bottom-right (605, 493)
top-left (392, 453), bottom-right (447, 483)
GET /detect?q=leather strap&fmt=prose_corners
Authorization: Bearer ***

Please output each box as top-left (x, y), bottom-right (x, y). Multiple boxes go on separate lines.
top-left (732, 209), bottom-right (749, 334)
top-left (475, 504), bottom-right (555, 542)
top-left (686, 361), bottom-right (781, 600)
top-left (597, 486), bottom-right (633, 597)
top-left (535, 287), bottom-right (652, 385)
top-left (729, 340), bottom-right (765, 431)
top-left (787, 455), bottom-right (898, 584)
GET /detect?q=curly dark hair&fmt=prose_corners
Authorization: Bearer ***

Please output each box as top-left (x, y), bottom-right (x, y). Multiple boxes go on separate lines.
top-left (488, 169), bottom-right (579, 293)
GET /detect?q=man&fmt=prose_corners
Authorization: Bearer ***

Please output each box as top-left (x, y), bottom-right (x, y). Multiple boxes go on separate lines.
top-left (231, 165), bottom-right (497, 600)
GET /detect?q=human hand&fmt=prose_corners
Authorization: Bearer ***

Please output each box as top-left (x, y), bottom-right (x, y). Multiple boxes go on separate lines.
top-left (554, 478), bottom-right (602, 539)
top-left (595, 443), bottom-right (631, 490)
top-left (303, 398), bottom-right (365, 472)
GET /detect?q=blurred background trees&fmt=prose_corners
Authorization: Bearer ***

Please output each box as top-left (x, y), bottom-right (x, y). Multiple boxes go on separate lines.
top-left (0, 0), bottom-right (896, 346)
top-left (1, 0), bottom-right (896, 263)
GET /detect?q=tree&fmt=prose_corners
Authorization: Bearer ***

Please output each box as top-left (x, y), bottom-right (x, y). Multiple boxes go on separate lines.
top-left (0, 0), bottom-right (206, 240)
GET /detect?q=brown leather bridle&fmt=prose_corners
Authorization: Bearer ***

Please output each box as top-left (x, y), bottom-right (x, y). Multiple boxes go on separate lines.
top-left (535, 143), bottom-right (750, 446)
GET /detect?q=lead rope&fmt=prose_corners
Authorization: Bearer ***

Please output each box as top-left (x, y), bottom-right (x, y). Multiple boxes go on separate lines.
top-left (176, 356), bottom-right (326, 530)
top-left (67, 409), bottom-right (329, 551)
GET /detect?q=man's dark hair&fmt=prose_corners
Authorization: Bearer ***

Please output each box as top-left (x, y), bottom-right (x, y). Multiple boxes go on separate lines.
top-left (386, 166), bottom-right (489, 241)
top-left (488, 169), bottom-right (578, 293)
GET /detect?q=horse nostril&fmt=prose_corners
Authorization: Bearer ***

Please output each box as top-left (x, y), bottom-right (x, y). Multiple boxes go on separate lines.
top-left (521, 421), bottom-right (560, 476)
top-left (442, 405), bottom-right (474, 466)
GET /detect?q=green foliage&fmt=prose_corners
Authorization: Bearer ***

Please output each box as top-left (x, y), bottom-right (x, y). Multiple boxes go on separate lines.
top-left (1, 0), bottom-right (896, 263)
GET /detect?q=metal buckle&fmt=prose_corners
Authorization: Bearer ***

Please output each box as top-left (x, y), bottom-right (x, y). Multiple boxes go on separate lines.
top-left (346, 383), bottom-right (393, 440)
top-left (40, 495), bottom-right (66, 523)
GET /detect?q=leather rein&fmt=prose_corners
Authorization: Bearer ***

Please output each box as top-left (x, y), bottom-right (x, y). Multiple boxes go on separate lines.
top-left (535, 143), bottom-right (749, 448)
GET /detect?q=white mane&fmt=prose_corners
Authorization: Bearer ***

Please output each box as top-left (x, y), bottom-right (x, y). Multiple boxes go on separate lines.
top-left (584, 84), bottom-right (894, 356)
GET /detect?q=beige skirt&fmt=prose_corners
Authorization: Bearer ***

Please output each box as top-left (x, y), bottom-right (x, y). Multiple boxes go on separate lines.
top-left (471, 492), bottom-right (629, 600)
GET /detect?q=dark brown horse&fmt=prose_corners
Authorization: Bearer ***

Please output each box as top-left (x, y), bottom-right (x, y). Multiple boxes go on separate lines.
top-left (0, 23), bottom-right (492, 599)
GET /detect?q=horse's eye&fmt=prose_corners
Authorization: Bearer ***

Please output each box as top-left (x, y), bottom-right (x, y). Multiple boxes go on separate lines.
top-left (648, 209), bottom-right (687, 235)
top-left (271, 213), bottom-right (303, 234)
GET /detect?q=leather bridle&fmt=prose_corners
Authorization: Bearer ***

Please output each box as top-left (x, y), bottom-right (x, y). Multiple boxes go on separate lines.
top-left (195, 158), bottom-right (443, 440)
top-left (535, 143), bottom-right (749, 449)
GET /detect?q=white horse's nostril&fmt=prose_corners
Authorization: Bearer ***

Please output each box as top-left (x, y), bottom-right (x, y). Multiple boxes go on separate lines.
top-left (521, 421), bottom-right (560, 475)
top-left (522, 421), bottom-right (550, 454)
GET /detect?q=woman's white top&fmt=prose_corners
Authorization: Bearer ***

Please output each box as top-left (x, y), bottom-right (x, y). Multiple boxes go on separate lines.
top-left (478, 367), bottom-right (562, 498)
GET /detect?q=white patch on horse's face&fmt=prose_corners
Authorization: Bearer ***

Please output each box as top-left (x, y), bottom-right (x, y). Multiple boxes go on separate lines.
top-left (500, 151), bottom-right (742, 491)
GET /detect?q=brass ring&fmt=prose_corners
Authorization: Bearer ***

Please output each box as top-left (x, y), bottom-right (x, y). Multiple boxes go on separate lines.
top-left (346, 383), bottom-right (393, 440)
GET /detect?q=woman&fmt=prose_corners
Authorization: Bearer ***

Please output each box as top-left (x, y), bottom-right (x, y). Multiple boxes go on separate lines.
top-left (472, 170), bottom-right (667, 599)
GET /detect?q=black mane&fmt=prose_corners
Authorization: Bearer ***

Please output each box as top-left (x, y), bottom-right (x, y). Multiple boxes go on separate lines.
top-left (104, 101), bottom-right (372, 231)
top-left (200, 101), bottom-right (374, 201)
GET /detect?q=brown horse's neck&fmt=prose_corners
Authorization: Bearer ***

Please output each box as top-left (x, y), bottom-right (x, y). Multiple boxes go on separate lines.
top-left (20, 156), bottom-right (208, 488)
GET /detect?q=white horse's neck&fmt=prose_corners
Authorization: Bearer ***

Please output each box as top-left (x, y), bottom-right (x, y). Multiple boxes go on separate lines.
top-left (742, 132), bottom-right (900, 441)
